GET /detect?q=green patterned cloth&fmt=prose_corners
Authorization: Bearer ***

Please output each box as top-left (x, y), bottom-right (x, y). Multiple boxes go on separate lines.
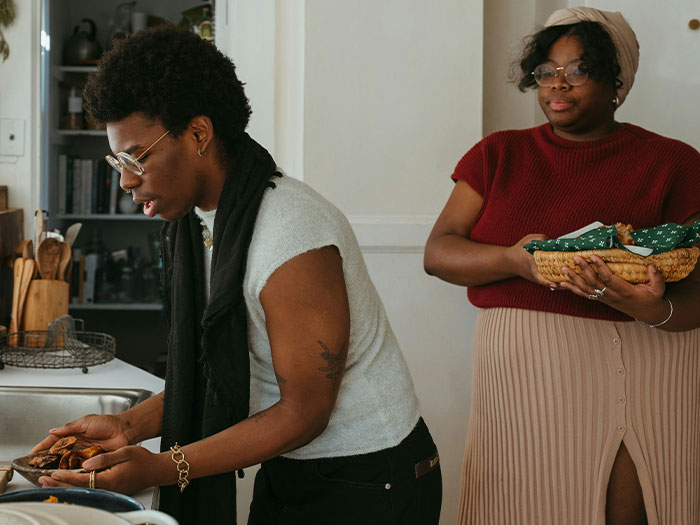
top-left (525, 219), bottom-right (700, 256)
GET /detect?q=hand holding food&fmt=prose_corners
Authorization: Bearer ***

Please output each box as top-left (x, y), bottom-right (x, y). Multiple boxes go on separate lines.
top-left (38, 445), bottom-right (162, 496)
top-left (28, 436), bottom-right (107, 470)
top-left (31, 414), bottom-right (131, 455)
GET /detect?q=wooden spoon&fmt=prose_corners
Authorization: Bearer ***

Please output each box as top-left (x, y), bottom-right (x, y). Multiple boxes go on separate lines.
top-left (36, 238), bottom-right (61, 280)
top-left (14, 239), bottom-right (33, 260)
top-left (57, 242), bottom-right (72, 282)
top-left (9, 257), bottom-right (24, 336)
top-left (16, 259), bottom-right (37, 331)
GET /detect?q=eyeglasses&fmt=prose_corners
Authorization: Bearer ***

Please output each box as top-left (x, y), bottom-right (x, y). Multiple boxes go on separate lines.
top-left (531, 60), bottom-right (588, 87)
top-left (105, 129), bottom-right (171, 175)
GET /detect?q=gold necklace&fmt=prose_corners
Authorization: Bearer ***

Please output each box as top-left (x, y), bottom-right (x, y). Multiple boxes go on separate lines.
top-left (199, 218), bottom-right (214, 250)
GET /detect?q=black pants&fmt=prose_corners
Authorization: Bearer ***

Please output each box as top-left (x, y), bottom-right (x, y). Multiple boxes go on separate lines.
top-left (248, 418), bottom-right (442, 525)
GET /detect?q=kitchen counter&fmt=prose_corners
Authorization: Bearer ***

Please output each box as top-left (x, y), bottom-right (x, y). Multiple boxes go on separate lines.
top-left (0, 358), bottom-right (165, 508)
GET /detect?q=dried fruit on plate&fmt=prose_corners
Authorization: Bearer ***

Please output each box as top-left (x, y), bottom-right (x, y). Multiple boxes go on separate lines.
top-left (75, 446), bottom-right (105, 460)
top-left (29, 454), bottom-right (60, 468)
top-left (28, 436), bottom-right (107, 470)
top-left (48, 436), bottom-right (78, 455)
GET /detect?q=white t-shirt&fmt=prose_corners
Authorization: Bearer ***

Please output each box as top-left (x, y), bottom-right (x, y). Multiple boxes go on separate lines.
top-left (195, 176), bottom-right (420, 459)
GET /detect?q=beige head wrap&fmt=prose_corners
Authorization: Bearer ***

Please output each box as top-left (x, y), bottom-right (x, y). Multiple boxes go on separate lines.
top-left (544, 7), bottom-right (639, 107)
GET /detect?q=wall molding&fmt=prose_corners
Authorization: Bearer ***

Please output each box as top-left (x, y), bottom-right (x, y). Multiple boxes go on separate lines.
top-left (348, 214), bottom-right (437, 253)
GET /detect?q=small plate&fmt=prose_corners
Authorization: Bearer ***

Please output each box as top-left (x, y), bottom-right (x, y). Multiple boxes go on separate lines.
top-left (11, 451), bottom-right (82, 487)
top-left (0, 487), bottom-right (143, 512)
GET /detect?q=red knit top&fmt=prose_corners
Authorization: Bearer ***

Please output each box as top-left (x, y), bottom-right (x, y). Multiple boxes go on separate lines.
top-left (451, 123), bottom-right (700, 321)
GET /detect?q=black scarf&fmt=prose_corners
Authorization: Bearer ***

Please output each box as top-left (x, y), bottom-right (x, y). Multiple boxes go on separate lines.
top-left (158, 133), bottom-right (280, 524)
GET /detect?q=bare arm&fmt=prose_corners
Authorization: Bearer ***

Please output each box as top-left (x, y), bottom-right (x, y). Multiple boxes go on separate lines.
top-left (117, 391), bottom-right (165, 443)
top-left (424, 180), bottom-right (557, 288)
top-left (171, 244), bottom-right (351, 477)
top-left (65, 245), bottom-right (351, 493)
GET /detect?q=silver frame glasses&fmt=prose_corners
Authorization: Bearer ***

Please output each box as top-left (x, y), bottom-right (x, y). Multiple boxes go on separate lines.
top-left (531, 60), bottom-right (588, 87)
top-left (105, 129), bottom-right (171, 176)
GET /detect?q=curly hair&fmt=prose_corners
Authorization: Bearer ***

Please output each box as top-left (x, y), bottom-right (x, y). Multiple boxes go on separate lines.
top-left (83, 25), bottom-right (251, 164)
top-left (511, 21), bottom-right (622, 93)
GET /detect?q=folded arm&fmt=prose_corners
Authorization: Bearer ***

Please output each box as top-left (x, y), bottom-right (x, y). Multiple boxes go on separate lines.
top-left (424, 180), bottom-right (557, 288)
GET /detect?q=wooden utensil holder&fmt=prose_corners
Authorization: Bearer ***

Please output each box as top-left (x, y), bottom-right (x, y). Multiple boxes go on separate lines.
top-left (21, 280), bottom-right (69, 332)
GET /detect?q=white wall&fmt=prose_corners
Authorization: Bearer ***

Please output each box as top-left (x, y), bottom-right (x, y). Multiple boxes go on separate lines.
top-left (575, 0), bottom-right (699, 150)
top-left (0, 0), bottom-right (41, 240)
top-left (302, 3), bottom-right (481, 523)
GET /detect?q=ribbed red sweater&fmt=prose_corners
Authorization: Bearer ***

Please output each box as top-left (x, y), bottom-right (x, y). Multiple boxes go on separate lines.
top-left (452, 123), bottom-right (700, 321)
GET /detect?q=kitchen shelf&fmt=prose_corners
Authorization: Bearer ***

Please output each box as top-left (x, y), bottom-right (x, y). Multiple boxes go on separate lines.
top-left (57, 213), bottom-right (155, 221)
top-left (57, 65), bottom-right (98, 73)
top-left (69, 303), bottom-right (162, 311)
top-left (56, 129), bottom-right (107, 136)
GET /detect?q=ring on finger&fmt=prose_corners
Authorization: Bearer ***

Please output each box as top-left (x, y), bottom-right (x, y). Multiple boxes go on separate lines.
top-left (89, 470), bottom-right (95, 489)
top-left (587, 293), bottom-right (599, 301)
top-left (594, 286), bottom-right (607, 297)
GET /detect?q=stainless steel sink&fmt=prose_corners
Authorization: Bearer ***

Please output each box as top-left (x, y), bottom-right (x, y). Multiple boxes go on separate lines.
top-left (0, 386), bottom-right (152, 461)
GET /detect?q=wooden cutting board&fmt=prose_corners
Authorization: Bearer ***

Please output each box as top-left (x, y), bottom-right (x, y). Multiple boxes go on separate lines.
top-left (22, 280), bottom-right (70, 333)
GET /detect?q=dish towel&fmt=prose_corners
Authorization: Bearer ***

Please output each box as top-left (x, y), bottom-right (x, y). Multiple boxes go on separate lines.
top-left (524, 220), bottom-right (700, 255)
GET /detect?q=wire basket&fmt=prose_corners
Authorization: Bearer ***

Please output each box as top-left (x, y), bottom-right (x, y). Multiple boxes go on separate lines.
top-left (0, 315), bottom-right (116, 374)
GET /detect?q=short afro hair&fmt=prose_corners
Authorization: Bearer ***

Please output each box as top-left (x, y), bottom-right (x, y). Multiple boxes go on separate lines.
top-left (511, 21), bottom-right (622, 93)
top-left (83, 25), bottom-right (251, 164)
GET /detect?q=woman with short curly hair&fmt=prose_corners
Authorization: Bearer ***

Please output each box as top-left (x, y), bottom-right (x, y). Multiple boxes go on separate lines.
top-left (425, 6), bottom-right (700, 525)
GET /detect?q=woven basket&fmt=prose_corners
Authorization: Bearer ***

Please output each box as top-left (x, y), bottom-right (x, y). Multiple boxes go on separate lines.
top-left (534, 246), bottom-right (700, 283)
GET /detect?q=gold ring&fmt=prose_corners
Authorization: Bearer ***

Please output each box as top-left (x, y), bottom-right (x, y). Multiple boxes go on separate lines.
top-left (89, 470), bottom-right (95, 489)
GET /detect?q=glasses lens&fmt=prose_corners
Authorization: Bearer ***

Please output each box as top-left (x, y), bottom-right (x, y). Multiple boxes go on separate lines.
top-left (565, 61), bottom-right (588, 86)
top-left (116, 153), bottom-right (144, 175)
top-left (533, 64), bottom-right (556, 86)
top-left (105, 155), bottom-right (123, 173)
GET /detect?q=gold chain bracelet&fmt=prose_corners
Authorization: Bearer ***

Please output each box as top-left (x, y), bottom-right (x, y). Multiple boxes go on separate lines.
top-left (170, 443), bottom-right (190, 493)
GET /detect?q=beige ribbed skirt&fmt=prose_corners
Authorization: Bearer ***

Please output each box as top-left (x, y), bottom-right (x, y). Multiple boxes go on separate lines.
top-left (459, 307), bottom-right (700, 525)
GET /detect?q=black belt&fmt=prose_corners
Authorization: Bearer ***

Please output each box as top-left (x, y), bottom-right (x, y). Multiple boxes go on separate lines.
top-left (414, 449), bottom-right (439, 479)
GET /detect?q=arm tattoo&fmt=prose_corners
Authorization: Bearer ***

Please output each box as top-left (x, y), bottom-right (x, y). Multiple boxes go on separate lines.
top-left (318, 339), bottom-right (348, 389)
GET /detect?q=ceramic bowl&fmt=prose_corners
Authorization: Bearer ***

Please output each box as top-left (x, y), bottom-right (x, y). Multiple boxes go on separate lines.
top-left (0, 487), bottom-right (143, 512)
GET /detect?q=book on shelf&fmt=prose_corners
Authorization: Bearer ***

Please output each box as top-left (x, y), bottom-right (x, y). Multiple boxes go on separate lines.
top-left (57, 153), bottom-right (67, 215)
top-left (109, 169), bottom-right (118, 214)
top-left (81, 159), bottom-right (93, 215)
top-left (56, 155), bottom-right (123, 216)
top-left (83, 253), bottom-right (99, 304)
top-left (71, 156), bottom-right (82, 215)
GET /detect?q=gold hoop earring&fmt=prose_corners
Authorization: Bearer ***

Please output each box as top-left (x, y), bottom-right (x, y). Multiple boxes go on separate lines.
top-left (197, 148), bottom-right (206, 158)
top-left (612, 96), bottom-right (619, 107)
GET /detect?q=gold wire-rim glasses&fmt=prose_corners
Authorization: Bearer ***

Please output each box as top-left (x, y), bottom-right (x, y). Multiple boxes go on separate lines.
top-left (105, 129), bottom-right (171, 176)
top-left (531, 60), bottom-right (589, 87)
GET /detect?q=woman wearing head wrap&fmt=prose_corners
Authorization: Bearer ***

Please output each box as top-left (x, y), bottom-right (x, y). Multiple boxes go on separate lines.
top-left (425, 6), bottom-right (700, 525)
